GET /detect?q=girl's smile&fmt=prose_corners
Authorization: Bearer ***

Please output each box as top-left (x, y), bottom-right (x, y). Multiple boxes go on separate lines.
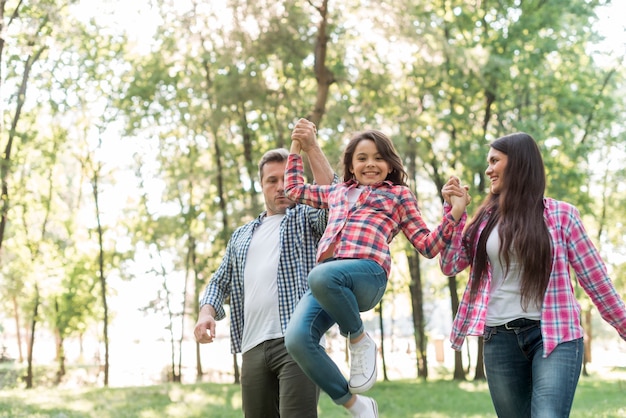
top-left (350, 139), bottom-right (391, 185)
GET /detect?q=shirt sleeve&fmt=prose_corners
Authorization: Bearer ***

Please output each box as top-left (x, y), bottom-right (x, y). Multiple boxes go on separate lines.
top-left (439, 202), bottom-right (471, 276)
top-left (199, 233), bottom-right (235, 321)
top-left (398, 189), bottom-right (463, 259)
top-left (285, 153), bottom-right (332, 209)
top-left (565, 204), bottom-right (626, 341)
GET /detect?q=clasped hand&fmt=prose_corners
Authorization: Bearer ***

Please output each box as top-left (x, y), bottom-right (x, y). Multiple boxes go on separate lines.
top-left (290, 118), bottom-right (318, 153)
top-left (442, 176), bottom-right (471, 208)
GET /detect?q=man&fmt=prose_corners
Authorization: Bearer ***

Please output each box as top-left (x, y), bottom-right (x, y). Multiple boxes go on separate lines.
top-left (194, 118), bottom-right (335, 417)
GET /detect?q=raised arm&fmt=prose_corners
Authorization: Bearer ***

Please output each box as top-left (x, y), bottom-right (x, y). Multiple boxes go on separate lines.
top-left (442, 176), bottom-right (470, 222)
top-left (291, 118), bottom-right (335, 186)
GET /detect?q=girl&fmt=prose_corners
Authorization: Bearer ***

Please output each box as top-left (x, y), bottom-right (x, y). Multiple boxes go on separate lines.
top-left (284, 121), bottom-right (468, 418)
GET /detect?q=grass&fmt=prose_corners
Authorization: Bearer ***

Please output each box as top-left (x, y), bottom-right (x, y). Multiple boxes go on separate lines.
top-left (0, 372), bottom-right (624, 418)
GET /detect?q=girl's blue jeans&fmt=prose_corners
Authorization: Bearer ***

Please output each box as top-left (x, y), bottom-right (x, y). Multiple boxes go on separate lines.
top-left (483, 319), bottom-right (583, 418)
top-left (284, 258), bottom-right (387, 405)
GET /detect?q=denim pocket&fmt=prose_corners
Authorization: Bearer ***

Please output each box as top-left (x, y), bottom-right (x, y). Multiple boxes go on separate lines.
top-left (483, 326), bottom-right (497, 343)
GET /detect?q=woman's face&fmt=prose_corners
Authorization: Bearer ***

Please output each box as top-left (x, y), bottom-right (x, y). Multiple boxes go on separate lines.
top-left (350, 139), bottom-right (392, 185)
top-left (486, 147), bottom-right (508, 194)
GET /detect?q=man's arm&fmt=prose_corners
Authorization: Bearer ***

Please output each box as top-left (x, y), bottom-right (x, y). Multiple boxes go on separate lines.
top-left (291, 118), bottom-right (335, 186)
top-left (194, 235), bottom-right (237, 344)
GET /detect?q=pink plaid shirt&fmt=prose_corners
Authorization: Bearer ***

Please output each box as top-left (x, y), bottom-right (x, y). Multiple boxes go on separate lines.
top-left (285, 154), bottom-right (458, 276)
top-left (440, 198), bottom-right (626, 357)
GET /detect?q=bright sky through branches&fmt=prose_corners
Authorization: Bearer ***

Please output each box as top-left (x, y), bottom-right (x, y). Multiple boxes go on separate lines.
top-left (76, 0), bottom-right (625, 60)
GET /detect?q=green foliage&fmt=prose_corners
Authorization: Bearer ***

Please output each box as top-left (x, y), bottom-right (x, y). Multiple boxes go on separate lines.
top-left (1, 0), bottom-right (624, 389)
top-left (44, 256), bottom-right (100, 339)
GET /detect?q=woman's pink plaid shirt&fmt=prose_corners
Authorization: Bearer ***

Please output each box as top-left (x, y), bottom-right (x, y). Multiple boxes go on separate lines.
top-left (440, 198), bottom-right (626, 357)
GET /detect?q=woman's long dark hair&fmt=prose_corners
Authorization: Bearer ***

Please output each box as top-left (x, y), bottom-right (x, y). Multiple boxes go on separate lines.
top-left (342, 130), bottom-right (408, 186)
top-left (465, 133), bottom-right (552, 309)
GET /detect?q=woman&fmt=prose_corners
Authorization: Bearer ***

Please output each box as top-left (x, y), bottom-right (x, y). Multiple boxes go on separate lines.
top-left (440, 132), bottom-right (626, 418)
top-left (284, 121), bottom-right (468, 417)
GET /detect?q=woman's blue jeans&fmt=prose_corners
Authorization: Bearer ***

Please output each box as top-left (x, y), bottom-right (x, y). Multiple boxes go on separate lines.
top-left (284, 258), bottom-right (387, 405)
top-left (483, 319), bottom-right (583, 418)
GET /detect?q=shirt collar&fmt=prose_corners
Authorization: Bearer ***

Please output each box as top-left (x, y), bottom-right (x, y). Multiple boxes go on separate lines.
top-left (345, 178), bottom-right (394, 188)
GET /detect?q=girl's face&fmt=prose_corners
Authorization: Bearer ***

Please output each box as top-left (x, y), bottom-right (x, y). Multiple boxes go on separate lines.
top-left (350, 139), bottom-right (392, 186)
top-left (486, 147), bottom-right (508, 194)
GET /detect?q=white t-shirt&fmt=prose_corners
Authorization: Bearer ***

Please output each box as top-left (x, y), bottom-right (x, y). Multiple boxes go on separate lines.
top-left (485, 224), bottom-right (541, 326)
top-left (241, 214), bottom-right (284, 353)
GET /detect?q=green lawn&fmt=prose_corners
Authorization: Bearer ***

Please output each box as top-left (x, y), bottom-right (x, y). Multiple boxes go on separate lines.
top-left (0, 374), bottom-right (624, 417)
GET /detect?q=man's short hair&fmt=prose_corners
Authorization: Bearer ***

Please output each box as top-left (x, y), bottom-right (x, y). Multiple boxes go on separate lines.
top-left (258, 148), bottom-right (289, 182)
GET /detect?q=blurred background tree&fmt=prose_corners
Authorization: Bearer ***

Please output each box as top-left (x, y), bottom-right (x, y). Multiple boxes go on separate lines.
top-left (0, 0), bottom-right (624, 388)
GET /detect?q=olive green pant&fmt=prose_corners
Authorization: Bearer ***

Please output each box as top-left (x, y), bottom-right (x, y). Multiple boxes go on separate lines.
top-left (241, 337), bottom-right (319, 417)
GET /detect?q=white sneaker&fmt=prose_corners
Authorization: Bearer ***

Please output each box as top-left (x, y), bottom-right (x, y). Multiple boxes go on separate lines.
top-left (350, 396), bottom-right (378, 418)
top-left (348, 333), bottom-right (377, 393)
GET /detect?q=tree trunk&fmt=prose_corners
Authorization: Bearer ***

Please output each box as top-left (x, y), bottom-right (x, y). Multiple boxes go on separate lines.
top-left (309, 0), bottom-right (334, 127)
top-left (408, 252), bottom-right (428, 379)
top-left (25, 284), bottom-right (40, 389)
top-left (93, 168), bottom-right (109, 386)
top-left (448, 275), bottom-right (465, 380)
top-left (582, 309), bottom-right (592, 376)
top-left (54, 298), bottom-right (66, 385)
top-left (378, 301), bottom-right (388, 381)
top-left (233, 354), bottom-right (240, 384)
top-left (0, 33), bottom-right (45, 254)
top-left (55, 338), bottom-right (66, 385)
top-left (12, 296), bottom-right (24, 362)
top-left (474, 337), bottom-right (486, 380)
top-left (303, 0), bottom-right (334, 179)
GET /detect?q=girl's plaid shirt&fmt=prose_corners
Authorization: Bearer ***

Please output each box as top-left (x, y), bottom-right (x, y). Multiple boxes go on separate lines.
top-left (285, 153), bottom-right (458, 277)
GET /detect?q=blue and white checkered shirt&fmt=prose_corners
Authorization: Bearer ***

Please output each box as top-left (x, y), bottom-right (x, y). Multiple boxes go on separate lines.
top-left (199, 204), bottom-right (328, 353)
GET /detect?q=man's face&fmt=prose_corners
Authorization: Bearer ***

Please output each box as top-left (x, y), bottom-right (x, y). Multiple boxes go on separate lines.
top-left (261, 160), bottom-right (295, 216)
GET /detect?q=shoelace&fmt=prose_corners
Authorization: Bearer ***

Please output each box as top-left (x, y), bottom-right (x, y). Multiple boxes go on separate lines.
top-left (350, 341), bottom-right (370, 375)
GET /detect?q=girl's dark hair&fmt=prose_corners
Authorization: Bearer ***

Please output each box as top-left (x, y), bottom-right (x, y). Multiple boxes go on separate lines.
top-left (342, 130), bottom-right (408, 186)
top-left (465, 132), bottom-right (552, 309)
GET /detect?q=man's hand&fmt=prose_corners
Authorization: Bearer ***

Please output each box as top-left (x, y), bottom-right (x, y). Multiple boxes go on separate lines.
top-left (194, 305), bottom-right (217, 344)
top-left (291, 118), bottom-right (318, 153)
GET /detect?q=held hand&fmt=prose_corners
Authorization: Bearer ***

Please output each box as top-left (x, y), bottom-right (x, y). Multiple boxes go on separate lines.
top-left (450, 187), bottom-right (470, 208)
top-left (291, 118), bottom-right (318, 152)
top-left (441, 176), bottom-right (463, 204)
top-left (443, 176), bottom-right (471, 222)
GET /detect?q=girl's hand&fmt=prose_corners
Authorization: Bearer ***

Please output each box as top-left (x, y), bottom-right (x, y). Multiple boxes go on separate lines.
top-left (442, 176), bottom-right (463, 204)
top-left (443, 176), bottom-right (471, 222)
top-left (291, 118), bottom-right (317, 152)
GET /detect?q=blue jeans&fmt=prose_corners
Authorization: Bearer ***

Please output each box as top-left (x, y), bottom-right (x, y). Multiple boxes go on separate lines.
top-left (284, 258), bottom-right (387, 405)
top-left (483, 319), bottom-right (583, 418)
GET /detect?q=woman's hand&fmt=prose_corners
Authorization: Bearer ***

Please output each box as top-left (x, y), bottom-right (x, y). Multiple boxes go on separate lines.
top-left (442, 176), bottom-right (466, 203)
top-left (443, 176), bottom-right (471, 221)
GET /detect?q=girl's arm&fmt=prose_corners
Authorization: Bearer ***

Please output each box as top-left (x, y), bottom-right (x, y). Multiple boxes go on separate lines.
top-left (285, 154), bottom-right (332, 209)
top-left (291, 118), bottom-right (335, 186)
